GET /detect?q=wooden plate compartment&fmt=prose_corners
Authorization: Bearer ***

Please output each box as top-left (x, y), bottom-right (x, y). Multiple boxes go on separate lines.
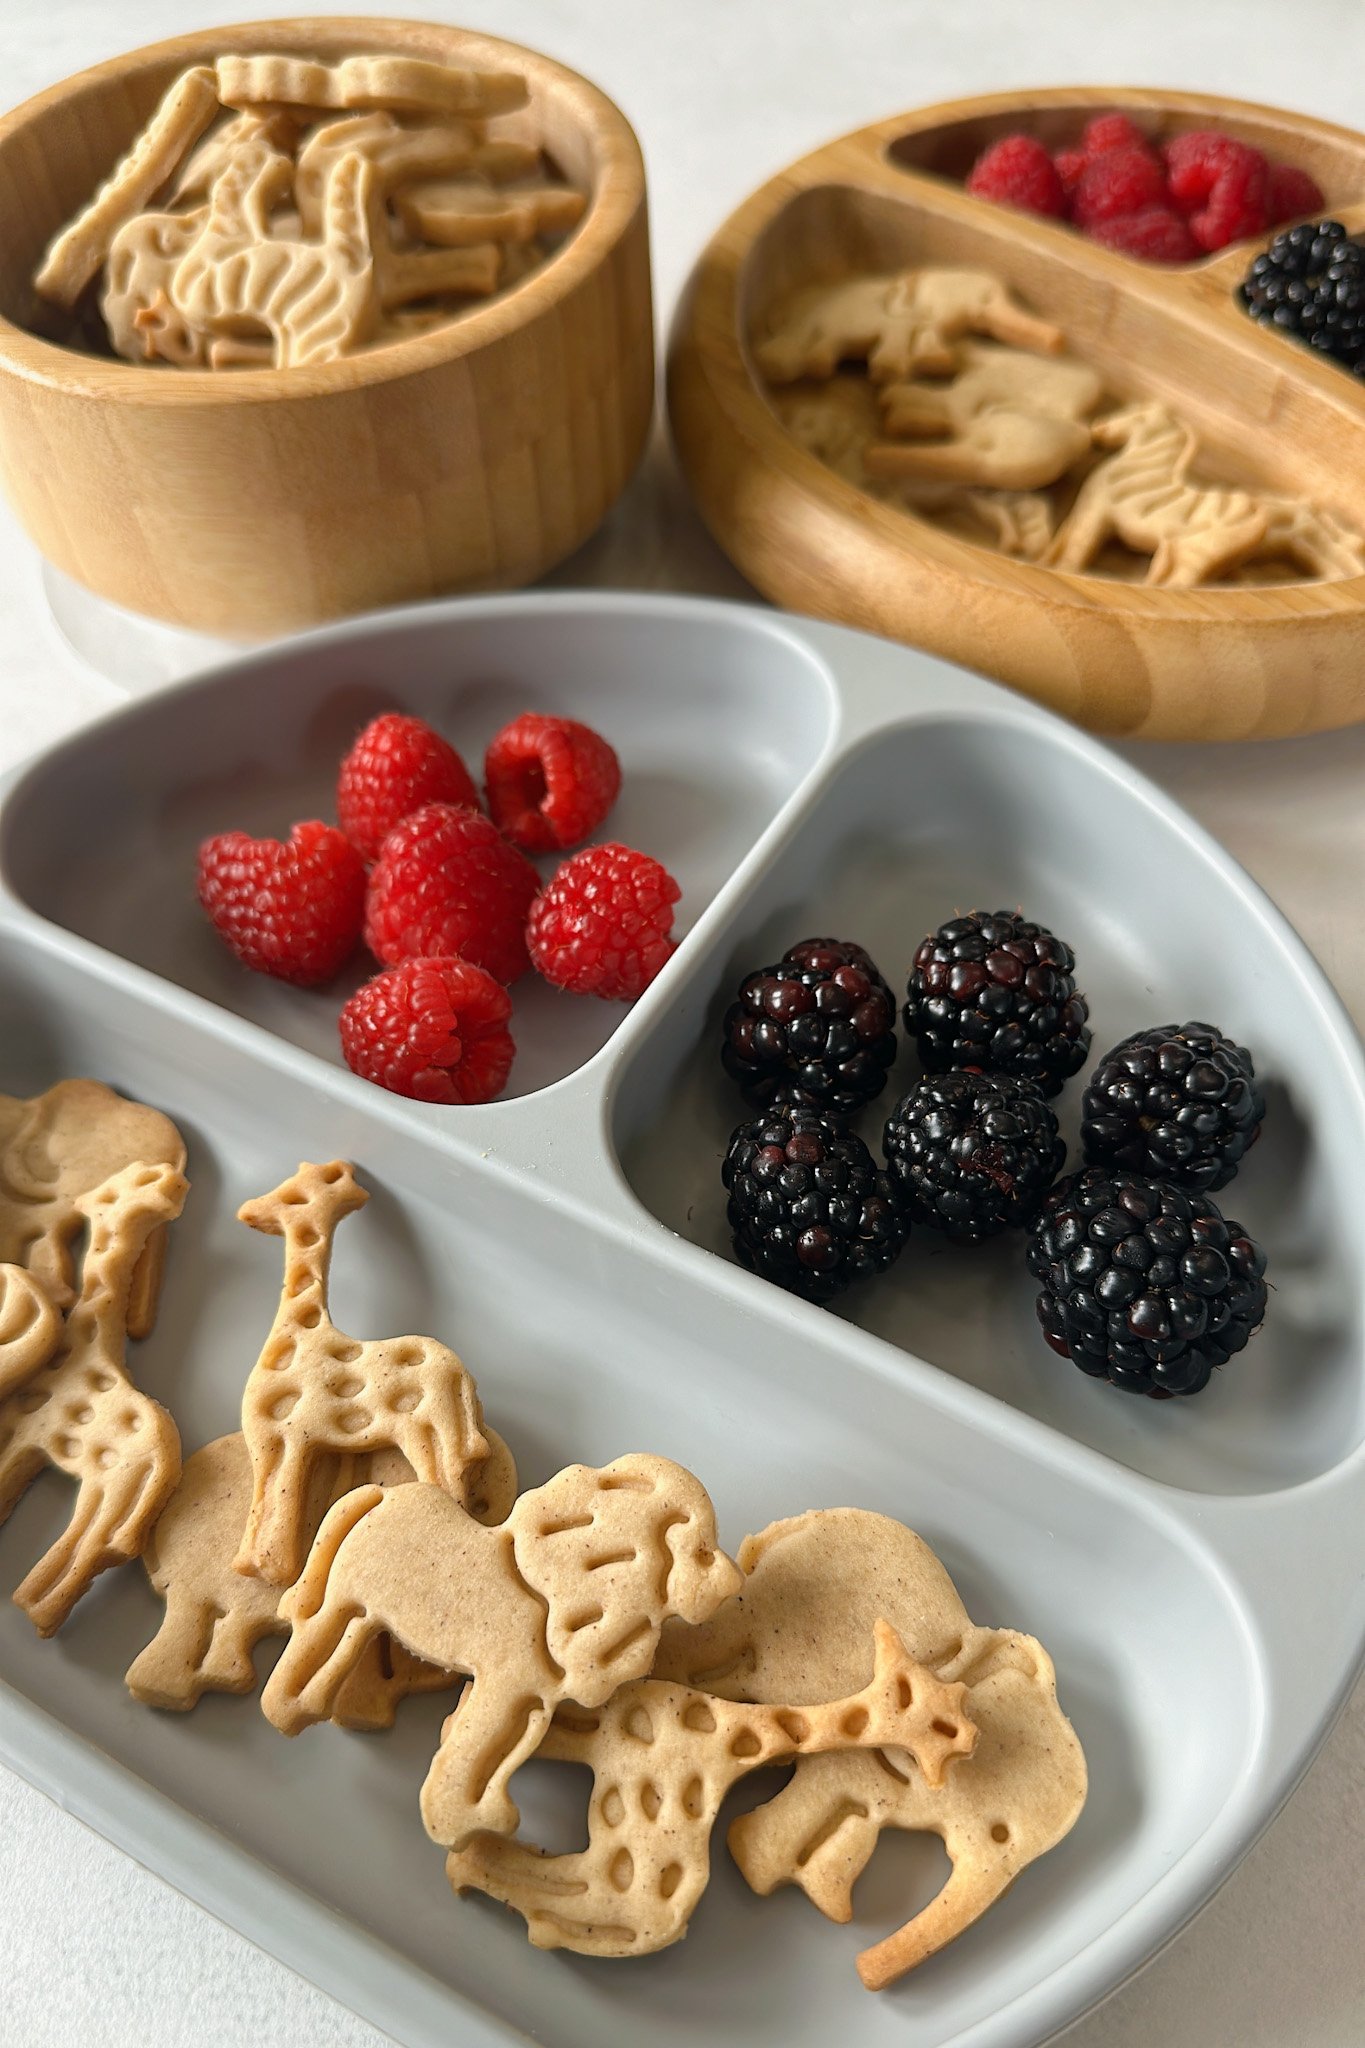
top-left (670, 88), bottom-right (1365, 740)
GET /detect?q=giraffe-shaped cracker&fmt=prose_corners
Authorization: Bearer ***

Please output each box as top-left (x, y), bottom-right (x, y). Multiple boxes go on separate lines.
top-left (126, 1426), bottom-right (517, 1720)
top-left (446, 1620), bottom-right (975, 1956)
top-left (0, 1162), bottom-right (186, 1635)
top-left (260, 1458), bottom-right (744, 1852)
top-left (232, 1162), bottom-right (490, 1588)
top-left (755, 268), bottom-right (1065, 386)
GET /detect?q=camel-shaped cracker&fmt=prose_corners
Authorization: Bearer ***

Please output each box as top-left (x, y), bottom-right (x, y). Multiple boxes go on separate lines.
top-left (0, 1079), bottom-right (185, 1343)
top-left (232, 1160), bottom-right (490, 1588)
top-left (755, 268), bottom-right (1064, 386)
top-left (653, 1508), bottom-right (1087, 1990)
top-left (865, 342), bottom-right (1102, 491)
top-left (0, 1162), bottom-right (186, 1635)
top-left (260, 1457), bottom-right (744, 1852)
top-left (1048, 400), bottom-right (1365, 585)
top-left (126, 1427), bottom-right (517, 1721)
top-left (447, 1619), bottom-right (975, 1957)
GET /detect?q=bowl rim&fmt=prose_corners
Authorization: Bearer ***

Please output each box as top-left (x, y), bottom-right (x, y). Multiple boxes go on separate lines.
top-left (0, 13), bottom-right (647, 407)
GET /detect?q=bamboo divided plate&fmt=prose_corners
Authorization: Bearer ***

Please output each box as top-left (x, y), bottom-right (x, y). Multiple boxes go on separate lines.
top-left (0, 18), bottom-right (653, 636)
top-left (668, 87), bottom-right (1365, 741)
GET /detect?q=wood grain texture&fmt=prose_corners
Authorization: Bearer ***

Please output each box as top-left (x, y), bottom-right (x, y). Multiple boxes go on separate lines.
top-left (0, 18), bottom-right (654, 634)
top-left (667, 87), bottom-right (1365, 741)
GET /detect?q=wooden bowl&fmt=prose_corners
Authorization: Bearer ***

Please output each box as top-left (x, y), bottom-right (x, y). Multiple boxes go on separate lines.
top-left (0, 17), bottom-right (653, 636)
top-left (668, 87), bottom-right (1365, 741)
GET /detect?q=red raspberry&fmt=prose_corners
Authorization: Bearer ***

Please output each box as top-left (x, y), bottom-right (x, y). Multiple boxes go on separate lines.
top-left (1080, 113), bottom-right (1153, 160)
top-left (1087, 205), bottom-right (1200, 264)
top-left (1163, 131), bottom-right (1268, 250)
top-left (1072, 144), bottom-right (1169, 228)
top-left (364, 803), bottom-right (539, 984)
top-left (1054, 147), bottom-right (1089, 202)
top-left (1266, 162), bottom-right (1326, 226)
top-left (196, 821), bottom-right (364, 986)
top-left (965, 135), bottom-right (1066, 219)
top-left (339, 956), bottom-right (515, 1105)
top-left (483, 712), bottom-right (621, 854)
top-left (337, 712), bottom-right (479, 863)
top-left (527, 843), bottom-right (681, 1001)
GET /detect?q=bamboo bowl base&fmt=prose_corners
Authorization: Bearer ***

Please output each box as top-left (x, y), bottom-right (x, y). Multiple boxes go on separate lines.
top-left (668, 87), bottom-right (1365, 741)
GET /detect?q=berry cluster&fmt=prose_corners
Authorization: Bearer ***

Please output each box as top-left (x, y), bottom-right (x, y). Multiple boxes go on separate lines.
top-left (966, 114), bottom-right (1323, 264)
top-left (197, 709), bottom-right (680, 1106)
top-left (714, 906), bottom-right (1270, 1402)
top-left (1239, 221), bottom-right (1365, 377)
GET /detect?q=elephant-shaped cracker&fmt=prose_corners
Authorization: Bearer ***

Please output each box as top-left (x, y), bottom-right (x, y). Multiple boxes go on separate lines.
top-left (232, 1161), bottom-right (491, 1588)
top-left (261, 1456), bottom-right (744, 1852)
top-left (865, 342), bottom-right (1102, 492)
top-left (447, 1619), bottom-right (975, 1957)
top-left (754, 268), bottom-right (1064, 386)
top-left (125, 1427), bottom-right (517, 1722)
top-left (652, 1507), bottom-right (1087, 1989)
top-left (0, 1162), bottom-right (187, 1634)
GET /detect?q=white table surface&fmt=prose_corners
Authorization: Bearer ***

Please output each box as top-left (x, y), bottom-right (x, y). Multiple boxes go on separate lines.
top-left (3, 2), bottom-right (1365, 2042)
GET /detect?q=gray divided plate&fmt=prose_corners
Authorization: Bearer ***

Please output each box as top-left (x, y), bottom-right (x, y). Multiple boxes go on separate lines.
top-left (0, 593), bottom-right (1362, 2048)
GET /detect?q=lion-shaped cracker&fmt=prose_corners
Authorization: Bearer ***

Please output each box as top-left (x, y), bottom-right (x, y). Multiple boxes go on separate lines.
top-left (0, 1078), bottom-right (186, 1351)
top-left (447, 1618), bottom-right (975, 1957)
top-left (866, 342), bottom-right (1102, 493)
top-left (652, 1507), bottom-right (1088, 1990)
top-left (0, 1162), bottom-right (187, 1634)
top-left (231, 1160), bottom-right (491, 1588)
top-left (260, 1456), bottom-right (744, 1853)
top-left (126, 1426), bottom-right (517, 1723)
top-left (754, 268), bottom-right (1064, 386)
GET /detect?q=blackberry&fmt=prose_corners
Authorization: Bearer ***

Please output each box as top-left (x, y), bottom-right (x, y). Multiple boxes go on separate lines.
top-left (1026, 1167), bottom-right (1267, 1398)
top-left (1082, 1021), bottom-right (1264, 1193)
top-left (723, 1105), bottom-right (908, 1304)
top-left (721, 936), bottom-right (897, 1114)
top-left (883, 1070), bottom-right (1064, 1244)
top-left (904, 910), bottom-right (1089, 1099)
top-left (1239, 221), bottom-right (1365, 375)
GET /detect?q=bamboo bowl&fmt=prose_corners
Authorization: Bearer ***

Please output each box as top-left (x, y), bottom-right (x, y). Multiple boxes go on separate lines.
top-left (0, 18), bottom-right (653, 636)
top-left (668, 87), bottom-right (1365, 741)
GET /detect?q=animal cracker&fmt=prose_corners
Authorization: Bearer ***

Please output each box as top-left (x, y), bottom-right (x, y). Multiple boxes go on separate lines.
top-left (866, 342), bottom-right (1102, 491)
top-left (215, 52), bottom-right (528, 121)
top-left (755, 268), bottom-right (1065, 386)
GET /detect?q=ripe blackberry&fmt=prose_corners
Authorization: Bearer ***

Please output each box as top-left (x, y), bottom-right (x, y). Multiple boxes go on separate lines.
top-left (1081, 1021), bottom-right (1264, 1193)
top-left (883, 1071), bottom-right (1064, 1244)
top-left (904, 911), bottom-right (1089, 1098)
top-left (1239, 221), bottom-right (1365, 375)
top-left (1026, 1167), bottom-right (1267, 1398)
top-left (723, 1106), bottom-right (907, 1304)
top-left (721, 936), bottom-right (897, 1114)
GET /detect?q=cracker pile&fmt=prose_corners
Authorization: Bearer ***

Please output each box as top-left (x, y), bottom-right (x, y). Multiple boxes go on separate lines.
top-left (758, 264), bottom-right (1365, 584)
top-left (33, 53), bottom-right (587, 370)
top-left (2, 1093), bottom-right (1087, 1989)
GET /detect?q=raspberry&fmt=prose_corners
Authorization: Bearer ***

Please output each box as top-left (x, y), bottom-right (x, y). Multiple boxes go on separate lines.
top-left (484, 712), bottom-right (621, 854)
top-left (527, 842), bottom-right (680, 1000)
top-left (965, 135), bottom-right (1066, 219)
top-left (339, 956), bottom-right (514, 1105)
top-left (336, 713), bottom-right (479, 863)
top-left (1164, 131), bottom-right (1269, 250)
top-left (364, 803), bottom-right (538, 984)
top-left (1266, 162), bottom-right (1326, 226)
top-left (1072, 145), bottom-right (1169, 228)
top-left (196, 820), bottom-right (364, 986)
top-left (1054, 147), bottom-right (1089, 201)
top-left (1087, 206), bottom-right (1200, 263)
top-left (1080, 113), bottom-right (1153, 160)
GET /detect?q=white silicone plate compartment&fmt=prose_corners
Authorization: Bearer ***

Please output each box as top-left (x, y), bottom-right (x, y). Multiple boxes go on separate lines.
top-left (0, 594), bottom-right (1361, 2048)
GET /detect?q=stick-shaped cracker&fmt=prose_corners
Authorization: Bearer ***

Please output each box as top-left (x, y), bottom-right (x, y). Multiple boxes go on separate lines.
top-left (34, 67), bottom-right (220, 308)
